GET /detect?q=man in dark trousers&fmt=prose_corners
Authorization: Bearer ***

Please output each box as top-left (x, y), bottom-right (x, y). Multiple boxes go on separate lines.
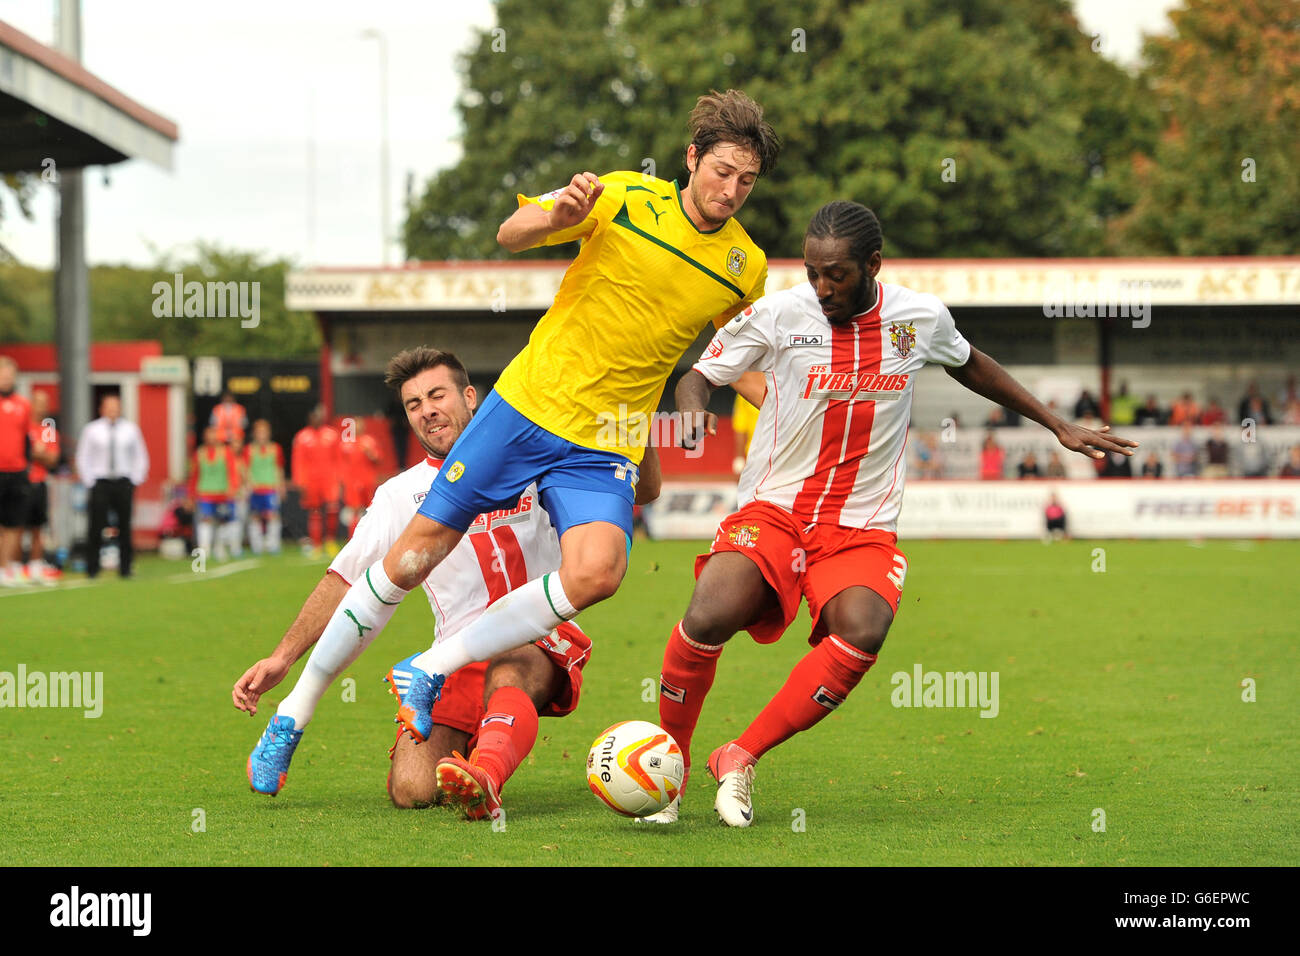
top-left (76, 394), bottom-right (150, 578)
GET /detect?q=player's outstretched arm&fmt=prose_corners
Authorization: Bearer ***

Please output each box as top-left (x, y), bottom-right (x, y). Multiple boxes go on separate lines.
top-left (676, 369), bottom-right (719, 451)
top-left (946, 346), bottom-right (1139, 460)
top-left (497, 172), bottom-right (604, 252)
top-left (231, 572), bottom-right (348, 715)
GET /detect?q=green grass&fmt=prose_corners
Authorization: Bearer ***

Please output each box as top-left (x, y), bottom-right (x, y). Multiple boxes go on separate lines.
top-left (0, 539), bottom-right (1295, 866)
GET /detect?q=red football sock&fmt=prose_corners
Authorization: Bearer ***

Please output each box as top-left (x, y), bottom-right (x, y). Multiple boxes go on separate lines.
top-left (736, 634), bottom-right (876, 761)
top-left (323, 507), bottom-right (338, 543)
top-left (470, 686), bottom-right (539, 792)
top-left (307, 509), bottom-right (322, 547)
top-left (658, 621), bottom-right (724, 777)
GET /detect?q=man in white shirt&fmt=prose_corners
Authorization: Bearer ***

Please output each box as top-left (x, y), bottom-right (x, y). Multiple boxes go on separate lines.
top-left (75, 394), bottom-right (150, 579)
top-left (652, 200), bottom-right (1138, 827)
top-left (233, 347), bottom-right (661, 820)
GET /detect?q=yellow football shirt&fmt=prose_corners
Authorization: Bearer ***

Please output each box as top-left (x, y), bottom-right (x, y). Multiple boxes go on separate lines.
top-left (492, 170), bottom-right (767, 464)
top-left (732, 393), bottom-right (760, 454)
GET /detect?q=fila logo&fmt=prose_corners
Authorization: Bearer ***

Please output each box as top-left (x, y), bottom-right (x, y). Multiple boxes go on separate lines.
top-left (812, 685), bottom-right (845, 711)
top-left (659, 677), bottom-right (686, 704)
top-left (481, 713), bottom-right (516, 728)
top-left (789, 334), bottom-right (823, 346)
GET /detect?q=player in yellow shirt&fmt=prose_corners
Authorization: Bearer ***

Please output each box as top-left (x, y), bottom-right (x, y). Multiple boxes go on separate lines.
top-left (258, 91), bottom-right (781, 779)
top-left (731, 393), bottom-right (761, 476)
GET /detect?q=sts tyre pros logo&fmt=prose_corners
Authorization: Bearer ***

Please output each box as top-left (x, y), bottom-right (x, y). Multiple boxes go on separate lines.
top-left (802, 367), bottom-right (910, 401)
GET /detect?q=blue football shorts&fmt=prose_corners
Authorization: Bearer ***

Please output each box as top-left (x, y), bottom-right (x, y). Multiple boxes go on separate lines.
top-left (416, 390), bottom-right (638, 543)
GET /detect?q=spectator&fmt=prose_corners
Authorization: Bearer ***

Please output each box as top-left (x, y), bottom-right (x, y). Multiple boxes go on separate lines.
top-left (1100, 449), bottom-right (1133, 478)
top-left (1198, 398), bottom-right (1227, 426)
top-left (1044, 451), bottom-right (1066, 478)
top-left (1171, 423), bottom-right (1200, 478)
top-left (1237, 382), bottom-right (1273, 425)
top-left (1276, 374), bottom-right (1298, 413)
top-left (1283, 398), bottom-right (1300, 426)
top-left (1017, 451), bottom-right (1041, 479)
top-left (1280, 445), bottom-right (1300, 478)
top-left (77, 393), bottom-right (150, 578)
top-left (1134, 394), bottom-right (1166, 427)
top-left (914, 432), bottom-right (943, 480)
top-left (984, 406), bottom-right (1005, 428)
top-left (1168, 391), bottom-right (1200, 427)
top-left (979, 431), bottom-right (1005, 480)
top-left (1073, 389), bottom-right (1101, 420)
top-left (1140, 455), bottom-right (1164, 479)
top-left (1110, 381), bottom-right (1138, 426)
top-left (1239, 437), bottom-right (1270, 478)
top-left (1203, 425), bottom-right (1230, 479)
top-left (1044, 492), bottom-right (1067, 540)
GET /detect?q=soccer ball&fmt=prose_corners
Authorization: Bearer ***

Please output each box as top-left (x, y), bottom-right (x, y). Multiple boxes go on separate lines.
top-left (586, 720), bottom-right (684, 817)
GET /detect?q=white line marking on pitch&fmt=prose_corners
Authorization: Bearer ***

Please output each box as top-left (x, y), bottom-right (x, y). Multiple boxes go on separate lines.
top-left (167, 559), bottom-right (264, 583)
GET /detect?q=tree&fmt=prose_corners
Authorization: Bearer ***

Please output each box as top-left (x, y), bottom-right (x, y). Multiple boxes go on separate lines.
top-left (1115, 0), bottom-right (1300, 254)
top-left (403, 0), bottom-right (1155, 260)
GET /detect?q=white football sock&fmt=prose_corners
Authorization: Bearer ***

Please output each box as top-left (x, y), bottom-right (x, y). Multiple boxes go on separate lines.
top-left (224, 521), bottom-right (243, 557)
top-left (266, 516), bottom-right (282, 553)
top-left (412, 572), bottom-right (577, 676)
top-left (197, 521), bottom-right (214, 559)
top-left (248, 518), bottom-right (264, 554)
top-left (276, 560), bottom-right (409, 728)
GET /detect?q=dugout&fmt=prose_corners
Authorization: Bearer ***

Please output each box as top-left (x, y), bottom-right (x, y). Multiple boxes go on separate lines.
top-left (287, 256), bottom-right (1300, 476)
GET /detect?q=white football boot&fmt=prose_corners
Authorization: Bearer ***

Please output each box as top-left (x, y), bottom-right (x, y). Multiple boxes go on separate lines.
top-left (707, 742), bottom-right (756, 827)
top-left (635, 793), bottom-right (681, 824)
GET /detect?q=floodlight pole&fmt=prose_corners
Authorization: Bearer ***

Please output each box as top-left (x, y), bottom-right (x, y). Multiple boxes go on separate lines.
top-left (53, 0), bottom-right (90, 440)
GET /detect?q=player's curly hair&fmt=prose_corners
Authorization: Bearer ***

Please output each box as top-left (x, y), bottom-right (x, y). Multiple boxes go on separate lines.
top-left (383, 346), bottom-right (470, 394)
top-left (687, 89), bottom-right (781, 175)
top-left (805, 201), bottom-right (884, 263)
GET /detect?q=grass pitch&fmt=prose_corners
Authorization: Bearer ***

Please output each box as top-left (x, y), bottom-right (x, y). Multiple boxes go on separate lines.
top-left (0, 538), bottom-right (1294, 867)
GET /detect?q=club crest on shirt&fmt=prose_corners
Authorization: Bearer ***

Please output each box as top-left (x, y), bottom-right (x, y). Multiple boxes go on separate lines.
top-left (726, 246), bottom-right (747, 278)
top-left (889, 321), bottom-right (917, 359)
top-left (727, 524), bottom-right (761, 548)
top-left (446, 461), bottom-right (465, 482)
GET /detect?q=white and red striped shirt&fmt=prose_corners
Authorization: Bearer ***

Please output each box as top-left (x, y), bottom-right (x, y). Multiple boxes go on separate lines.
top-left (694, 280), bottom-right (971, 532)
top-left (329, 456), bottom-right (563, 643)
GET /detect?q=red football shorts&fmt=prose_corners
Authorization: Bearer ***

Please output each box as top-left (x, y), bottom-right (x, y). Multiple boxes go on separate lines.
top-left (390, 620), bottom-right (591, 751)
top-left (299, 481), bottom-right (340, 510)
top-left (342, 482), bottom-right (376, 510)
top-left (696, 500), bottom-right (907, 646)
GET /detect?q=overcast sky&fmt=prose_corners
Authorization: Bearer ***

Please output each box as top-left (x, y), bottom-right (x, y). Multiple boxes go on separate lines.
top-left (0, 0), bottom-right (1180, 270)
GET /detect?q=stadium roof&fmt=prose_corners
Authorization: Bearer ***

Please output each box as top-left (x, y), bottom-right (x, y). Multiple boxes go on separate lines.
top-left (0, 18), bottom-right (178, 172)
top-left (287, 257), bottom-right (1300, 312)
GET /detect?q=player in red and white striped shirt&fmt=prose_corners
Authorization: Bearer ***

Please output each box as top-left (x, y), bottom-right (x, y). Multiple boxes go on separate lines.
top-left (234, 347), bottom-right (660, 818)
top-left (652, 201), bottom-right (1137, 826)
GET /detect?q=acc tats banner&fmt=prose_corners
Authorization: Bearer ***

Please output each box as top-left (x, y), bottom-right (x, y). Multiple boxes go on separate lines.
top-left (645, 480), bottom-right (1300, 540)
